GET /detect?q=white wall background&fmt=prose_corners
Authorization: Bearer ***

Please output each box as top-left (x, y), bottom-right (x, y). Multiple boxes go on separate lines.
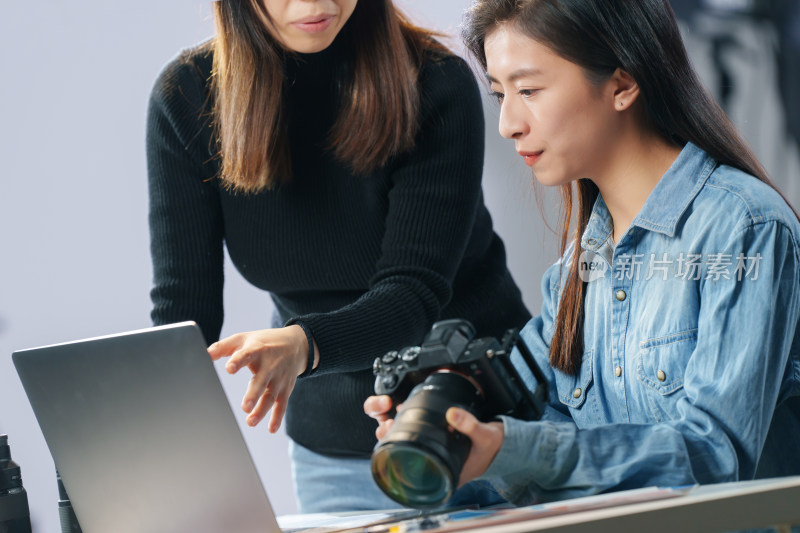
top-left (2, 2), bottom-right (794, 532)
top-left (0, 2), bottom-right (551, 531)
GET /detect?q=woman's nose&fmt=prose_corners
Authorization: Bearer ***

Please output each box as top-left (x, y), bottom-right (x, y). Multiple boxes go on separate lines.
top-left (498, 98), bottom-right (528, 140)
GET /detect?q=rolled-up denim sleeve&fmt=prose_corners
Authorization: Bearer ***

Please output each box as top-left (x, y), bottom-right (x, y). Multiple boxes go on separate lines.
top-left (482, 220), bottom-right (800, 505)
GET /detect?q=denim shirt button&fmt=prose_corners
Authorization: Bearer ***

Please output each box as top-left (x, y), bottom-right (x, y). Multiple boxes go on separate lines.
top-left (573, 388), bottom-right (582, 398)
top-left (657, 370), bottom-right (666, 382)
top-left (587, 238), bottom-right (597, 246)
top-left (615, 289), bottom-right (627, 301)
top-left (615, 366), bottom-right (622, 377)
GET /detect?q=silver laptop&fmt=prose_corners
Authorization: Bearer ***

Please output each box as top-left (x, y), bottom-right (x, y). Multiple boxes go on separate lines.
top-left (13, 322), bottom-right (281, 533)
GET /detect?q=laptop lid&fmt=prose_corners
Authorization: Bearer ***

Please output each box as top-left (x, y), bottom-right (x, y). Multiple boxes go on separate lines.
top-left (13, 322), bottom-right (280, 533)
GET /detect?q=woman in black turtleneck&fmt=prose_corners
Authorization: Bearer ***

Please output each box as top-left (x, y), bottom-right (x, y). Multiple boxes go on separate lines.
top-left (146, 0), bottom-right (530, 513)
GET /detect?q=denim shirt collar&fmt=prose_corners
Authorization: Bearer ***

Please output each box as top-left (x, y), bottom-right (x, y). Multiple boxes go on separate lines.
top-left (581, 142), bottom-right (718, 251)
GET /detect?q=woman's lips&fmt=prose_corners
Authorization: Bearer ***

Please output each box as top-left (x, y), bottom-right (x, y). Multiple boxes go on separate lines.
top-left (519, 151), bottom-right (543, 167)
top-left (292, 14), bottom-right (335, 33)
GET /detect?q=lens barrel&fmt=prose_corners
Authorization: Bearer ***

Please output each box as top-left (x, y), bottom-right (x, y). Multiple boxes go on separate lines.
top-left (0, 435), bottom-right (32, 533)
top-left (371, 372), bottom-right (482, 508)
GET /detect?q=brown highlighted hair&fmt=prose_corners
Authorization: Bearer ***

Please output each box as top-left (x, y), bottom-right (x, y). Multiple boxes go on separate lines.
top-left (212, 0), bottom-right (447, 192)
top-left (463, 0), bottom-right (795, 375)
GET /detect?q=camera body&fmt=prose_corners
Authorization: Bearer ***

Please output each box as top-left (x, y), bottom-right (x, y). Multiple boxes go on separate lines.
top-left (373, 319), bottom-right (546, 421)
top-left (371, 319), bottom-right (548, 508)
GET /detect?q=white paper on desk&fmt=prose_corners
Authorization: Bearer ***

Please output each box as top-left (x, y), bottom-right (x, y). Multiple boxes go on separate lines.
top-left (277, 511), bottom-right (400, 532)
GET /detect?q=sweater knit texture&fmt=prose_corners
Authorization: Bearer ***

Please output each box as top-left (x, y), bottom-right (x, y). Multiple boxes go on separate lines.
top-left (146, 37), bottom-right (531, 457)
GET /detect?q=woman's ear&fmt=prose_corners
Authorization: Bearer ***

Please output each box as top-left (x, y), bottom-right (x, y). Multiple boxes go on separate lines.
top-left (611, 68), bottom-right (640, 111)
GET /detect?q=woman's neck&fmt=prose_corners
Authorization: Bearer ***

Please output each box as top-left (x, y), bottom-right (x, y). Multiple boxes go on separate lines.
top-left (593, 128), bottom-right (682, 245)
top-left (284, 32), bottom-right (347, 89)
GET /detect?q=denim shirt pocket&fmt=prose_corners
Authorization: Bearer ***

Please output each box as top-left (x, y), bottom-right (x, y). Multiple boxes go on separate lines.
top-left (636, 329), bottom-right (698, 421)
top-left (555, 350), bottom-right (595, 416)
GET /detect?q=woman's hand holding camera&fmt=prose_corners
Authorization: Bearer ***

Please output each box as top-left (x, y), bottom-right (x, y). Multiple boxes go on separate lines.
top-left (363, 395), bottom-right (505, 486)
top-left (363, 395), bottom-right (396, 439)
top-left (209, 325), bottom-right (318, 433)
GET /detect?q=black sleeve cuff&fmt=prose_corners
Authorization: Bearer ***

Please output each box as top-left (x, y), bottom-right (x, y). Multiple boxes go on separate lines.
top-left (286, 319), bottom-right (317, 378)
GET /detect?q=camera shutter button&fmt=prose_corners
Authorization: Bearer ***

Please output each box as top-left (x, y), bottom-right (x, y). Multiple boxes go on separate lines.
top-left (382, 351), bottom-right (399, 364)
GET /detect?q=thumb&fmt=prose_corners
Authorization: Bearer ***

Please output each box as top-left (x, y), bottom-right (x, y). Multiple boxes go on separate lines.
top-left (445, 407), bottom-right (479, 435)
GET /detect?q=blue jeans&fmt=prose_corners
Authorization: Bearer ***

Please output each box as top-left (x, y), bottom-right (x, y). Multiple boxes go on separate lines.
top-left (289, 440), bottom-right (506, 513)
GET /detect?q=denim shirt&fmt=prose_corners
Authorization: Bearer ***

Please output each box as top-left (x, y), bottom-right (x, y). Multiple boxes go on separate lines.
top-left (482, 143), bottom-right (800, 505)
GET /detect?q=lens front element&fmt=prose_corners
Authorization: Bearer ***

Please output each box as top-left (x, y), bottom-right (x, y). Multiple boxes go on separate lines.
top-left (371, 443), bottom-right (453, 508)
top-left (371, 371), bottom-right (482, 508)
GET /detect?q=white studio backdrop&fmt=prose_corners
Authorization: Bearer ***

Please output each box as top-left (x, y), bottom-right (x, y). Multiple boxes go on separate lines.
top-left (2, 2), bottom-right (795, 532)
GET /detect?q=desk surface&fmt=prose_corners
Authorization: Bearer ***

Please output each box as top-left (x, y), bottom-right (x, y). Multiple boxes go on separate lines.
top-left (431, 476), bottom-right (800, 533)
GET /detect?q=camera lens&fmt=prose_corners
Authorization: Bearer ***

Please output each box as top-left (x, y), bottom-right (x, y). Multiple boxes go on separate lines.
top-left (0, 435), bottom-right (33, 533)
top-left (371, 371), bottom-right (483, 508)
top-left (372, 444), bottom-right (452, 507)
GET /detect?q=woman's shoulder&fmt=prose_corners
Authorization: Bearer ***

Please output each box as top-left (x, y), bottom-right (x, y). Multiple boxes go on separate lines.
top-left (414, 48), bottom-right (483, 123)
top-left (701, 163), bottom-right (800, 235)
top-left (147, 41), bottom-right (215, 156)
top-left (149, 40), bottom-right (214, 111)
top-left (418, 47), bottom-right (476, 85)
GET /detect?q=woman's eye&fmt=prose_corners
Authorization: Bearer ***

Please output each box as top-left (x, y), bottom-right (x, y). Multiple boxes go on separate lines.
top-left (518, 88), bottom-right (539, 98)
top-left (490, 91), bottom-right (505, 103)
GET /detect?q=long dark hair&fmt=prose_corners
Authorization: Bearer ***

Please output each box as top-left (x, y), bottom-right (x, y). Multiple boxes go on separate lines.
top-left (213, 0), bottom-right (447, 192)
top-left (463, 0), bottom-right (795, 375)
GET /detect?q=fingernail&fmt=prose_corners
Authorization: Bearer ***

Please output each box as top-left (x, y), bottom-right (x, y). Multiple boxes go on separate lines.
top-left (447, 408), bottom-right (462, 424)
top-left (226, 363), bottom-right (236, 373)
top-left (244, 400), bottom-right (254, 412)
top-left (247, 416), bottom-right (257, 426)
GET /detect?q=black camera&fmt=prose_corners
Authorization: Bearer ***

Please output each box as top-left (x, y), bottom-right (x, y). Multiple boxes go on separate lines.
top-left (370, 319), bottom-right (548, 508)
top-left (0, 435), bottom-right (32, 533)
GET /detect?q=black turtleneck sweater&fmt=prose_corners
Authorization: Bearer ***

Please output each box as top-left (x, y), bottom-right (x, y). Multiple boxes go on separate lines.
top-left (146, 39), bottom-right (531, 457)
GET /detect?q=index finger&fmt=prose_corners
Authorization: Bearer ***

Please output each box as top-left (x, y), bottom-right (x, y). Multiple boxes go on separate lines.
top-left (207, 334), bottom-right (244, 361)
top-left (364, 395), bottom-right (393, 418)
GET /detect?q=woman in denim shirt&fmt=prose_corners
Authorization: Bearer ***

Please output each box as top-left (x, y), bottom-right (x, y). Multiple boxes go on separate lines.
top-left (366, 0), bottom-right (800, 505)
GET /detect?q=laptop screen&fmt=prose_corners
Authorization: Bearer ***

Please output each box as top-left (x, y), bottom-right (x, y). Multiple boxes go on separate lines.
top-left (13, 322), bottom-right (280, 533)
